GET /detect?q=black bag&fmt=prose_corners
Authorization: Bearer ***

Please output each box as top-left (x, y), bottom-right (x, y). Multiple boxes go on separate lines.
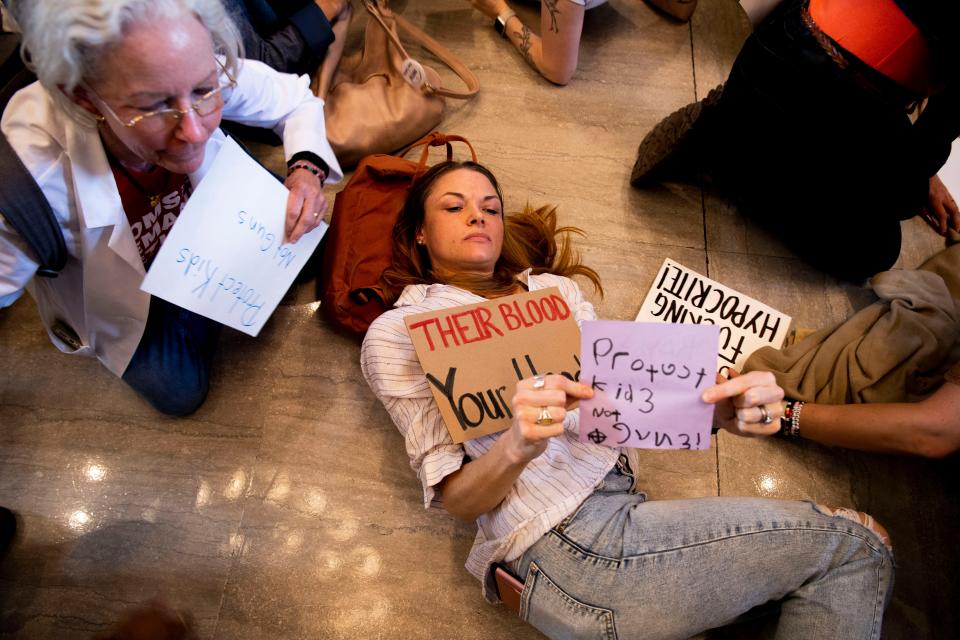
top-left (0, 31), bottom-right (66, 277)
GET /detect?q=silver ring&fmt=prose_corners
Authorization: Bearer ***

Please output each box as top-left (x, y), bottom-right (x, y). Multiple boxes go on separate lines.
top-left (313, 211), bottom-right (320, 219)
top-left (532, 375), bottom-right (546, 390)
top-left (536, 406), bottom-right (554, 426)
top-left (758, 405), bottom-right (773, 424)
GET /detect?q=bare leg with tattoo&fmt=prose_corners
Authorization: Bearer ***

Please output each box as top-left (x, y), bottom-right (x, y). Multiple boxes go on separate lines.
top-left (470, 0), bottom-right (586, 85)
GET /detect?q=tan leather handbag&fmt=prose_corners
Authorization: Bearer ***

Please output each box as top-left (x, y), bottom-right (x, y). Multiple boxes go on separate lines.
top-left (319, 0), bottom-right (480, 168)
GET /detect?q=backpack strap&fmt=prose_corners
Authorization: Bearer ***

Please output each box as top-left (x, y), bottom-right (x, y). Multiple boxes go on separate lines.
top-left (0, 128), bottom-right (68, 278)
top-left (398, 131), bottom-right (479, 179)
top-left (0, 31), bottom-right (66, 278)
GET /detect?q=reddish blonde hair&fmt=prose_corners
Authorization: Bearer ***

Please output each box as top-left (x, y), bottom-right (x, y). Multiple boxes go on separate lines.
top-left (381, 161), bottom-right (603, 302)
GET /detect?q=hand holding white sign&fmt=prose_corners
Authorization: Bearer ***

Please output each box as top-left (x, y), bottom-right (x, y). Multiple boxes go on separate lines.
top-left (283, 162), bottom-right (328, 243)
top-left (141, 137), bottom-right (327, 336)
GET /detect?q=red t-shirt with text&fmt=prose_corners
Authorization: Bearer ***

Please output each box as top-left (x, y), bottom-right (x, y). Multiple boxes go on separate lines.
top-left (110, 159), bottom-right (191, 269)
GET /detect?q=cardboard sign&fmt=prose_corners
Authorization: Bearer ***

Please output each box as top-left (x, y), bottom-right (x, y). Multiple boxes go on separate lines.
top-left (636, 259), bottom-right (791, 373)
top-left (580, 321), bottom-right (719, 450)
top-left (405, 287), bottom-right (581, 443)
top-left (141, 136), bottom-right (327, 336)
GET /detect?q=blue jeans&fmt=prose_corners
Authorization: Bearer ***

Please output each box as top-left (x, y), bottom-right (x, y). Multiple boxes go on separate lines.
top-left (121, 296), bottom-right (222, 416)
top-left (514, 464), bottom-right (893, 640)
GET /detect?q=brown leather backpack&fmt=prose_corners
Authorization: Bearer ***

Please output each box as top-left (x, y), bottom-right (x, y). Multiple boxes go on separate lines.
top-left (319, 132), bottom-right (477, 335)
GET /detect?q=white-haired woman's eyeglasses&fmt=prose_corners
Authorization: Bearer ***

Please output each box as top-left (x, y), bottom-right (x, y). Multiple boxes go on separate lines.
top-left (86, 60), bottom-right (236, 134)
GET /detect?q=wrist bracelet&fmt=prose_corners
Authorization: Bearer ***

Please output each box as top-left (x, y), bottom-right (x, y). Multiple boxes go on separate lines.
top-left (494, 9), bottom-right (517, 37)
top-left (288, 161), bottom-right (326, 185)
top-left (779, 399), bottom-right (804, 438)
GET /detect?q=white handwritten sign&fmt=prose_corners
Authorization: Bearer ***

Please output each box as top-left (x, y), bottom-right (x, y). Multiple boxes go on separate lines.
top-left (636, 259), bottom-right (791, 373)
top-left (141, 137), bottom-right (327, 336)
top-left (580, 321), bottom-right (718, 450)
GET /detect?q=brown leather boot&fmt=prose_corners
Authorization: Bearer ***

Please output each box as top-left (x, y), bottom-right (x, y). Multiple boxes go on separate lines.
top-left (645, 0), bottom-right (699, 22)
top-left (630, 84), bottom-right (723, 187)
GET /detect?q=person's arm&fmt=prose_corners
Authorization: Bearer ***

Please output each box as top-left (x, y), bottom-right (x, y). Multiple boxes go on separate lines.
top-left (282, 0), bottom-right (350, 66)
top-left (471, 0), bottom-right (585, 85)
top-left (312, 1), bottom-right (352, 98)
top-left (221, 58), bottom-right (343, 241)
top-left (701, 370), bottom-right (786, 437)
top-left (789, 382), bottom-right (960, 458)
top-left (436, 275), bottom-right (601, 521)
top-left (0, 87), bottom-right (59, 307)
top-left (223, 58), bottom-right (341, 180)
top-left (438, 374), bottom-right (594, 522)
top-left (0, 219), bottom-right (35, 309)
top-left (230, 9), bottom-right (317, 73)
top-left (442, 369), bottom-right (789, 522)
top-left (920, 174), bottom-right (960, 236)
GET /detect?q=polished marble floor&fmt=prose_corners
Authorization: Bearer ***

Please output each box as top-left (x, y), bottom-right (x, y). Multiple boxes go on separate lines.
top-left (1, 0), bottom-right (958, 638)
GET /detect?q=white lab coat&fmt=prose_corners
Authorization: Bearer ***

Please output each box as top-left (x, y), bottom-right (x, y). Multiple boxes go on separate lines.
top-left (0, 58), bottom-right (342, 376)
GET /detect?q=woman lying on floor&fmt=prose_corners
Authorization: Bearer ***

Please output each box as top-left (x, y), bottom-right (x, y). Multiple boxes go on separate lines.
top-left (361, 160), bottom-right (893, 639)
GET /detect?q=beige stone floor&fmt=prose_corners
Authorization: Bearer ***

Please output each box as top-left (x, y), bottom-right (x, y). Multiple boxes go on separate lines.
top-left (1, 0), bottom-right (958, 638)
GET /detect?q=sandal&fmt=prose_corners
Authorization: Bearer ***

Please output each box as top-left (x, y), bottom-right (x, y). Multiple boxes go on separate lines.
top-left (818, 504), bottom-right (893, 552)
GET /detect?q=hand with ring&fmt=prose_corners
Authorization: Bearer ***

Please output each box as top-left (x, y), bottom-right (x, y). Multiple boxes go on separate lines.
top-left (922, 175), bottom-right (960, 236)
top-left (531, 375), bottom-right (555, 425)
top-left (283, 162), bottom-right (328, 244)
top-left (701, 369), bottom-right (784, 437)
top-left (504, 374), bottom-right (594, 465)
top-left (536, 406), bottom-right (554, 426)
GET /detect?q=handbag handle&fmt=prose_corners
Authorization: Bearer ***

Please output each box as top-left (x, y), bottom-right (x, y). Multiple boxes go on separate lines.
top-left (398, 132), bottom-right (479, 178)
top-left (363, 0), bottom-right (480, 100)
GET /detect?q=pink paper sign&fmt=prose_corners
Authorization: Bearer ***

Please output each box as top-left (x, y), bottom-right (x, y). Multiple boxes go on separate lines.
top-left (579, 321), bottom-right (719, 450)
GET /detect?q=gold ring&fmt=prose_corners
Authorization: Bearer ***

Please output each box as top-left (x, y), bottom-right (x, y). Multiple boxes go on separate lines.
top-left (536, 406), bottom-right (554, 426)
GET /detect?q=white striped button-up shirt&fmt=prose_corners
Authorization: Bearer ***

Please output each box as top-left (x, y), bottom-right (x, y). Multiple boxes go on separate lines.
top-left (361, 271), bottom-right (620, 601)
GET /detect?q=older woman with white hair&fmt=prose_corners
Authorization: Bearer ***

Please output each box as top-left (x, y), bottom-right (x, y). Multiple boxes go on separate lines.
top-left (0, 0), bottom-right (342, 415)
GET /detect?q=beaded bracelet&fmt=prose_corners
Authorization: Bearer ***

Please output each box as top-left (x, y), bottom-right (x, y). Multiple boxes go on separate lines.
top-left (779, 399), bottom-right (804, 438)
top-left (287, 161), bottom-right (326, 185)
